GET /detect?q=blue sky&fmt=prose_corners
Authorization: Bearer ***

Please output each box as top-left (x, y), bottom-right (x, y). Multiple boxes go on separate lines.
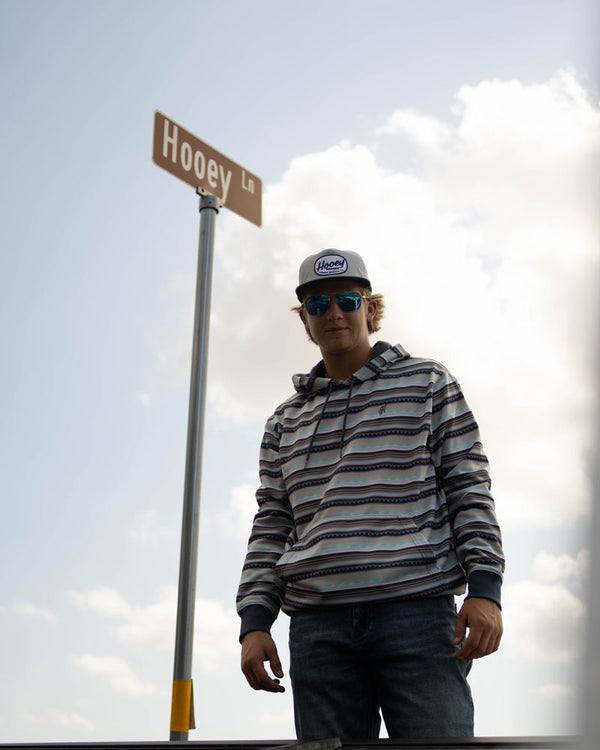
top-left (1, 0), bottom-right (599, 743)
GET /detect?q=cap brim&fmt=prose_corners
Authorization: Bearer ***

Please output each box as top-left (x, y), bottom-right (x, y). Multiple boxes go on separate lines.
top-left (296, 278), bottom-right (371, 301)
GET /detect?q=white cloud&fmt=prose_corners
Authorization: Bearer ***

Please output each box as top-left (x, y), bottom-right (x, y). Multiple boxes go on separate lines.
top-left (533, 550), bottom-right (591, 583)
top-left (12, 601), bottom-right (58, 624)
top-left (56, 713), bottom-right (95, 732)
top-left (502, 579), bottom-right (586, 662)
top-left (71, 585), bottom-right (174, 650)
top-left (215, 483), bottom-right (258, 541)
top-left (138, 391), bottom-right (152, 407)
top-left (70, 654), bottom-right (158, 695)
top-left (70, 586), bottom-right (238, 671)
top-left (129, 509), bottom-right (177, 546)
top-left (450, 70), bottom-right (599, 179)
top-left (536, 683), bottom-right (575, 702)
top-left (112, 588), bottom-right (176, 650)
top-left (70, 586), bottom-right (131, 619)
top-left (166, 68), bottom-right (599, 531)
top-left (376, 107), bottom-right (452, 150)
top-left (21, 710), bottom-right (95, 733)
top-left (193, 598), bottom-right (239, 671)
top-left (259, 708), bottom-right (295, 727)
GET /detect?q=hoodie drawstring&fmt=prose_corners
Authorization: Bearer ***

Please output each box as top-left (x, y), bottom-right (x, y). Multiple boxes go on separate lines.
top-left (339, 378), bottom-right (354, 454)
top-left (305, 378), bottom-right (354, 466)
top-left (305, 381), bottom-right (333, 465)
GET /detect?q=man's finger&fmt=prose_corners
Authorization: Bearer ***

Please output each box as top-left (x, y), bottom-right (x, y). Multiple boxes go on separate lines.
top-left (269, 651), bottom-right (284, 679)
top-left (244, 662), bottom-right (285, 692)
top-left (453, 612), bottom-right (467, 646)
top-left (456, 630), bottom-right (480, 660)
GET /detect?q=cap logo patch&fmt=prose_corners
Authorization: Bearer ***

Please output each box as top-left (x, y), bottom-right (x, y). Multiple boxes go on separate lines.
top-left (314, 254), bottom-right (348, 277)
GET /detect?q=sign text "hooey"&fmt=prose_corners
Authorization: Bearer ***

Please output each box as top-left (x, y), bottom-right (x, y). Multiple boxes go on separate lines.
top-left (153, 111), bottom-right (262, 227)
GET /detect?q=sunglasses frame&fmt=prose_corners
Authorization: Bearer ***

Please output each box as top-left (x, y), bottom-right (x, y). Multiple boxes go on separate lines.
top-left (303, 291), bottom-right (368, 316)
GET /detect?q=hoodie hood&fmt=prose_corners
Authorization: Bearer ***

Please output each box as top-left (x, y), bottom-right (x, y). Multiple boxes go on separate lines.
top-left (292, 341), bottom-right (410, 394)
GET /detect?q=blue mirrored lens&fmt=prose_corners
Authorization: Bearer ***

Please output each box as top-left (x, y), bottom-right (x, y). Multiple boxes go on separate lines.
top-left (336, 293), bottom-right (362, 312)
top-left (304, 295), bottom-right (330, 315)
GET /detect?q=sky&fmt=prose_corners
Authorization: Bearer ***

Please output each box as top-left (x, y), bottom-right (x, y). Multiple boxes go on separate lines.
top-left (1, 0), bottom-right (599, 743)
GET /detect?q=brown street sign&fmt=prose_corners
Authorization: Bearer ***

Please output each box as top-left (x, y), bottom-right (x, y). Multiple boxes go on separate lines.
top-left (153, 111), bottom-right (262, 227)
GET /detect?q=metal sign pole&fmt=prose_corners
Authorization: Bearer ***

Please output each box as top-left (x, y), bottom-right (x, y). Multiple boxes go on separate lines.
top-left (169, 192), bottom-right (219, 741)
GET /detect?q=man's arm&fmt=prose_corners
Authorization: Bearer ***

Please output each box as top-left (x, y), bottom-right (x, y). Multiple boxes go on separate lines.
top-left (427, 368), bottom-right (505, 661)
top-left (429, 370), bottom-right (505, 588)
top-left (237, 415), bottom-right (294, 690)
top-left (241, 630), bottom-right (285, 693)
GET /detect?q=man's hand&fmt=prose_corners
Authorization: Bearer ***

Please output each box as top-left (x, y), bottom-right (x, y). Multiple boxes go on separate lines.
top-left (453, 597), bottom-right (503, 660)
top-left (241, 631), bottom-right (285, 693)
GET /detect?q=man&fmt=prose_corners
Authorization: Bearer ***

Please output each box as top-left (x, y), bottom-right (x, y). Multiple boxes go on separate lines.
top-left (237, 249), bottom-right (504, 741)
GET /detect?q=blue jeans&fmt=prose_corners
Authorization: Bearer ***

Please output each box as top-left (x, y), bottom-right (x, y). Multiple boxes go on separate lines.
top-left (288, 596), bottom-right (473, 741)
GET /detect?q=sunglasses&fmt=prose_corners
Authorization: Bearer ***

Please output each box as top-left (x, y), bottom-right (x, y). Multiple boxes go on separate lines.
top-left (303, 292), bottom-right (367, 316)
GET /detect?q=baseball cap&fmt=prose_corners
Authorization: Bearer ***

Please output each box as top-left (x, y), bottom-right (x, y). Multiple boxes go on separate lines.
top-left (295, 249), bottom-right (372, 300)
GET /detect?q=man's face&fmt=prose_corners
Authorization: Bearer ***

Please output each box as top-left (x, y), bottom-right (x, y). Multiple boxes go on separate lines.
top-left (299, 280), bottom-right (377, 357)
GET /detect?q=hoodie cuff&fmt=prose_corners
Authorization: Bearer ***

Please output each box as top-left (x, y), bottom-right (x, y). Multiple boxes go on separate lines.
top-left (239, 605), bottom-right (277, 643)
top-left (466, 570), bottom-right (502, 609)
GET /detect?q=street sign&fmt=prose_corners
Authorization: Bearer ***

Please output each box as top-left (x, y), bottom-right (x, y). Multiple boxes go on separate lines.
top-left (152, 111), bottom-right (262, 739)
top-left (153, 111), bottom-right (262, 227)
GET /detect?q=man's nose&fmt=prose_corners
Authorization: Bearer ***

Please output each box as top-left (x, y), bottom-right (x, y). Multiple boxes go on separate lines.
top-left (326, 298), bottom-right (344, 316)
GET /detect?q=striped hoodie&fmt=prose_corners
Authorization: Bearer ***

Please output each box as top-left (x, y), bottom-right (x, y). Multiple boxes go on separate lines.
top-left (237, 342), bottom-right (504, 639)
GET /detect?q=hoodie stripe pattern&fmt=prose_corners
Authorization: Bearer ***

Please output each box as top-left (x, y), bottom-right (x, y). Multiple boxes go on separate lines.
top-left (237, 343), bottom-right (504, 623)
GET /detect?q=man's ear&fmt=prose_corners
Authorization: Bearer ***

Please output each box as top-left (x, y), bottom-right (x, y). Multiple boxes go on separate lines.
top-left (298, 306), bottom-right (317, 344)
top-left (367, 298), bottom-right (378, 322)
